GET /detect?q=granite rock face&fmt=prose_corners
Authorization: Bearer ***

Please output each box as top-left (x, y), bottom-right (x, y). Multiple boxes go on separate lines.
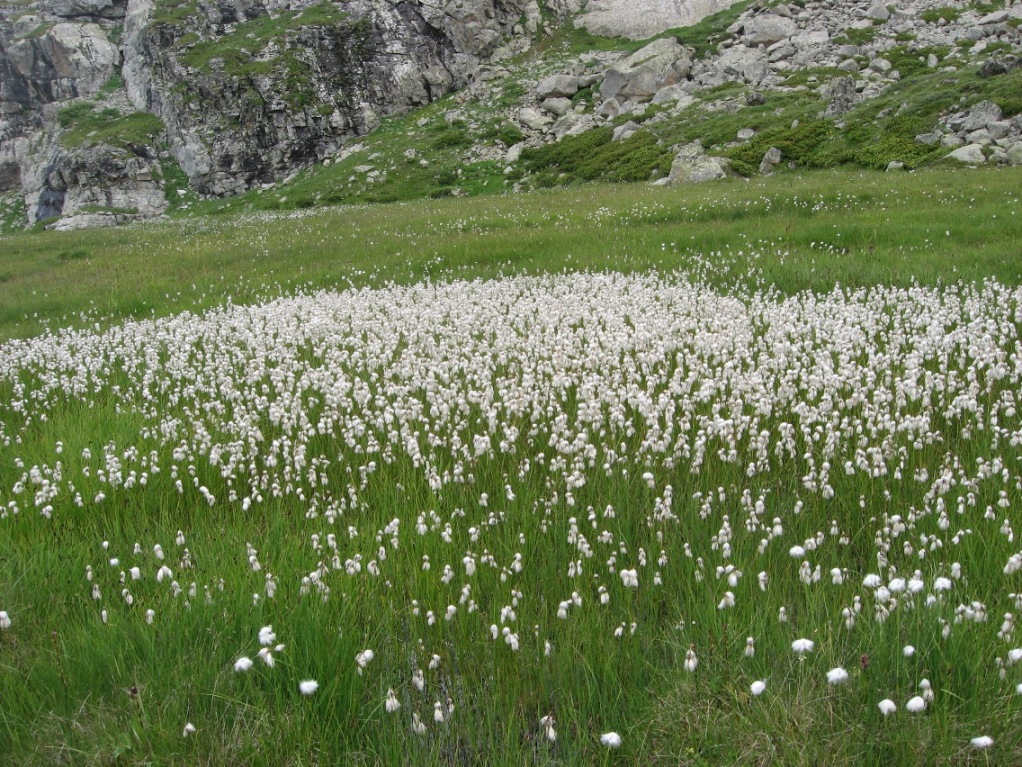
top-left (124, 0), bottom-right (541, 197)
top-left (577, 0), bottom-right (744, 40)
top-left (1, 0), bottom-right (548, 226)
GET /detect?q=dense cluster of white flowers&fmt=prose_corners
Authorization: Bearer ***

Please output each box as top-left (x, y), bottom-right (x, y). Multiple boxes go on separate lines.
top-left (2, 273), bottom-right (1022, 750)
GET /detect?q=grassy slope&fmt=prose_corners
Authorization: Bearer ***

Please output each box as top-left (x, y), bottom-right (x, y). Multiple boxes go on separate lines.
top-left (0, 166), bottom-right (1019, 343)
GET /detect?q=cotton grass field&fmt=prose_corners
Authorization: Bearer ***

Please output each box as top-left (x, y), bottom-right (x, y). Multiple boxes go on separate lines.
top-left (2, 168), bottom-right (1022, 766)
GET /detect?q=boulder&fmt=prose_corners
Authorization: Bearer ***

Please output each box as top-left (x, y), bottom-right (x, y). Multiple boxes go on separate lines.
top-left (759, 146), bottom-right (783, 175)
top-left (652, 84), bottom-right (693, 105)
top-left (519, 107), bottom-right (553, 131)
top-left (667, 142), bottom-right (728, 184)
top-left (988, 121), bottom-right (1011, 140)
top-left (960, 100), bottom-right (1003, 132)
top-left (612, 121), bottom-right (640, 142)
top-left (792, 28), bottom-right (829, 48)
top-left (742, 14), bottom-right (798, 46)
top-left (712, 46), bottom-right (770, 84)
top-left (1007, 144), bottom-right (1022, 166)
top-left (600, 38), bottom-right (693, 103)
top-left (978, 10), bottom-right (1010, 24)
top-left (578, 0), bottom-right (745, 40)
top-left (865, 3), bottom-right (891, 22)
top-left (945, 144), bottom-right (987, 163)
top-left (596, 99), bottom-right (624, 120)
top-left (824, 77), bottom-right (859, 117)
top-left (541, 97), bottom-right (574, 116)
top-left (553, 113), bottom-right (599, 138)
top-left (536, 74), bottom-right (580, 100)
top-left (979, 60), bottom-right (1007, 78)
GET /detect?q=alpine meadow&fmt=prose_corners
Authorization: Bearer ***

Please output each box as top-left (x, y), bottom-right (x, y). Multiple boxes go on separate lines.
top-left (3, 0), bottom-right (1022, 763)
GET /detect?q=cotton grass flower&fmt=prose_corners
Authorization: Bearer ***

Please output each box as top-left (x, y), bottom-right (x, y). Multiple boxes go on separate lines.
top-left (684, 645), bottom-right (698, 672)
top-left (970, 735), bottom-right (994, 749)
top-left (385, 689), bottom-right (401, 713)
top-left (791, 638), bottom-right (814, 655)
top-left (182, 722), bottom-right (196, 737)
top-left (299, 680), bottom-right (319, 695)
top-left (919, 678), bottom-right (934, 702)
top-left (600, 732), bottom-right (622, 748)
top-left (750, 680), bottom-right (766, 696)
top-left (878, 699), bottom-right (897, 716)
top-left (258, 625), bottom-right (276, 646)
top-left (539, 714), bottom-right (556, 742)
top-left (234, 656), bottom-right (254, 672)
top-left (0, 611), bottom-right (10, 630)
top-left (826, 667), bottom-right (849, 685)
top-left (411, 713), bottom-right (427, 735)
top-left (355, 649), bottom-right (374, 674)
top-left (906, 696), bottom-right (926, 713)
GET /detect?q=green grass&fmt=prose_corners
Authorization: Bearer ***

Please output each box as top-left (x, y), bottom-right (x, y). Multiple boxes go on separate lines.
top-left (2, 165), bottom-right (1022, 765)
top-left (178, 3), bottom-right (351, 75)
top-left (919, 6), bottom-right (963, 23)
top-left (57, 103), bottom-right (166, 150)
top-left (833, 26), bottom-right (879, 46)
top-left (152, 0), bottom-right (199, 27)
top-left (0, 167), bottom-right (1020, 342)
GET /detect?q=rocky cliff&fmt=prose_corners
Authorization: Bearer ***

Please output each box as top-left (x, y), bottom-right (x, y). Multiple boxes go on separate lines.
top-left (0, 0), bottom-right (561, 227)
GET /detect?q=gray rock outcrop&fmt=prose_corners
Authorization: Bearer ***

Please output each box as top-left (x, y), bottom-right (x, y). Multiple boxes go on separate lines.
top-left (759, 146), bottom-right (783, 175)
top-left (578, 0), bottom-right (744, 41)
top-left (665, 141), bottom-right (728, 184)
top-left (946, 144), bottom-right (986, 164)
top-left (741, 14), bottom-right (799, 46)
top-left (600, 38), bottom-right (692, 103)
top-left (1, 0), bottom-right (548, 225)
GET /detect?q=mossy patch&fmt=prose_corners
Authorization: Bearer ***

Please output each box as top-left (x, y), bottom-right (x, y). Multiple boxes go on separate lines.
top-left (152, 0), bottom-right (198, 27)
top-left (58, 103), bottom-right (166, 150)
top-left (833, 26), bottom-right (879, 46)
top-left (177, 3), bottom-right (350, 75)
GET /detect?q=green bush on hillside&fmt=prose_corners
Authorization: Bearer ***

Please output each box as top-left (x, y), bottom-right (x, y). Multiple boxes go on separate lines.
top-left (521, 128), bottom-right (672, 186)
